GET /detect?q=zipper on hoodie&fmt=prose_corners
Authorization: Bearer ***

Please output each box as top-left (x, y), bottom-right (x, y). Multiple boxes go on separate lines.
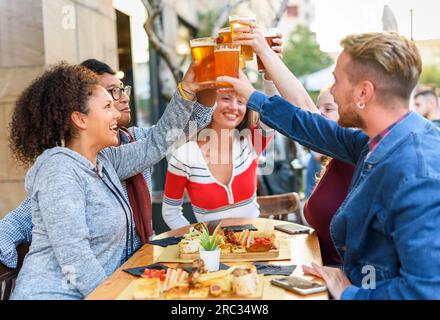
top-left (97, 166), bottom-right (134, 261)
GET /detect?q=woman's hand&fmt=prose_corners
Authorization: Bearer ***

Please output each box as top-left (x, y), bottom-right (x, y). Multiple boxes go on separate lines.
top-left (216, 70), bottom-right (256, 102)
top-left (232, 20), bottom-right (272, 56)
top-left (181, 62), bottom-right (217, 99)
top-left (302, 262), bottom-right (352, 300)
top-left (264, 34), bottom-right (283, 81)
top-left (272, 35), bottom-right (284, 59)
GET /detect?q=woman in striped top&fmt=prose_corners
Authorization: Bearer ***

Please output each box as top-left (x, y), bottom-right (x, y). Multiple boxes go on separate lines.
top-left (162, 86), bottom-right (276, 229)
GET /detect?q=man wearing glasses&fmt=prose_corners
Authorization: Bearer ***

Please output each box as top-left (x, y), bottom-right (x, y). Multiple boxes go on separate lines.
top-left (0, 59), bottom-right (215, 269)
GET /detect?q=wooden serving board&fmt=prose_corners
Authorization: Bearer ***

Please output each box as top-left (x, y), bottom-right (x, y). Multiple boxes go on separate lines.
top-left (179, 247), bottom-right (279, 260)
top-left (156, 239), bottom-right (290, 263)
top-left (116, 275), bottom-right (265, 300)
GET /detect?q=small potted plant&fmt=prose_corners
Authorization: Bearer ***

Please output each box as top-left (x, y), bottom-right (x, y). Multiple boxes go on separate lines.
top-left (198, 223), bottom-right (222, 272)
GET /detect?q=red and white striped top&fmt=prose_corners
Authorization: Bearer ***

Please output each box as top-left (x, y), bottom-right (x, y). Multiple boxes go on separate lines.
top-left (162, 124), bottom-right (274, 229)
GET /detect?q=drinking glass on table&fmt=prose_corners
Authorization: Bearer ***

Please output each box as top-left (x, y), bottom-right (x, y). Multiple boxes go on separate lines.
top-left (190, 37), bottom-right (217, 84)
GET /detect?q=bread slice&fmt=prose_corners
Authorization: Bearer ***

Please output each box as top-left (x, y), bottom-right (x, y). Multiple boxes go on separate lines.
top-left (164, 287), bottom-right (189, 299)
top-left (188, 287), bottom-right (210, 298)
top-left (197, 269), bottom-right (233, 292)
top-left (231, 245), bottom-right (246, 253)
top-left (133, 278), bottom-right (160, 299)
top-left (220, 243), bottom-right (232, 253)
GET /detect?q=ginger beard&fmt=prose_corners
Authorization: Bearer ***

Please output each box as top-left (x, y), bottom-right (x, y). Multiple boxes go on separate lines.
top-left (336, 88), bottom-right (366, 129)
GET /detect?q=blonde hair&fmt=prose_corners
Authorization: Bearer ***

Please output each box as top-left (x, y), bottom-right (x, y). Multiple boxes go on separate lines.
top-left (340, 32), bottom-right (422, 103)
top-left (319, 85), bottom-right (333, 96)
top-left (236, 108), bottom-right (258, 131)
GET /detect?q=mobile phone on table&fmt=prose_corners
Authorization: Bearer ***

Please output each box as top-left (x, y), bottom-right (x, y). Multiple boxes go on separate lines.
top-left (274, 224), bottom-right (311, 235)
top-left (270, 276), bottom-right (327, 295)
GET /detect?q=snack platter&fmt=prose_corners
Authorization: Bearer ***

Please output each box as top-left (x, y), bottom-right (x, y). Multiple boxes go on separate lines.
top-left (178, 224), bottom-right (280, 260)
top-left (125, 262), bottom-right (264, 300)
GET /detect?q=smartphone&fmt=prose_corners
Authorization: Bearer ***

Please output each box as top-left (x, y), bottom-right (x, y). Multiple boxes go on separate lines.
top-left (274, 224), bottom-right (311, 235)
top-left (270, 276), bottom-right (327, 295)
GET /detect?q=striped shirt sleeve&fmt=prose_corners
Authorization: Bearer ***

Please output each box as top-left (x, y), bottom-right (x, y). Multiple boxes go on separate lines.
top-left (162, 153), bottom-right (191, 229)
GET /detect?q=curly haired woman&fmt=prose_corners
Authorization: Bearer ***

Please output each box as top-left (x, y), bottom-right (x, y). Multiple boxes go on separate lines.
top-left (10, 63), bottom-right (209, 300)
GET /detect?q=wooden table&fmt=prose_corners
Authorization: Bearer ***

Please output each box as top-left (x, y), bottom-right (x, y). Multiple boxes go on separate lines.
top-left (86, 218), bottom-right (329, 300)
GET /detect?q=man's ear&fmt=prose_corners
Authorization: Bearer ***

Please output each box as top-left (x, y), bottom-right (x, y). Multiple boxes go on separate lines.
top-left (70, 111), bottom-right (88, 131)
top-left (358, 81), bottom-right (375, 105)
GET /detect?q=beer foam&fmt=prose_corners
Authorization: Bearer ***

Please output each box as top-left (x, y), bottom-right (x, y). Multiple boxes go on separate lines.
top-left (191, 42), bottom-right (216, 47)
top-left (190, 38), bottom-right (216, 47)
top-left (219, 27), bottom-right (231, 33)
top-left (214, 47), bottom-right (240, 52)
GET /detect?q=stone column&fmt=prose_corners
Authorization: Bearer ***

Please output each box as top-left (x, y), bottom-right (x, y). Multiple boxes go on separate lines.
top-left (0, 0), bottom-right (117, 216)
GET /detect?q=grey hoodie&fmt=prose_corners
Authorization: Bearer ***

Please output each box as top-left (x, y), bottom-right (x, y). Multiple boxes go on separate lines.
top-left (11, 90), bottom-right (197, 300)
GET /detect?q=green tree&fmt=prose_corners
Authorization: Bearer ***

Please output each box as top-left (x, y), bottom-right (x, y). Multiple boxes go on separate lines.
top-left (283, 25), bottom-right (333, 77)
top-left (420, 65), bottom-right (440, 89)
top-left (196, 10), bottom-right (222, 38)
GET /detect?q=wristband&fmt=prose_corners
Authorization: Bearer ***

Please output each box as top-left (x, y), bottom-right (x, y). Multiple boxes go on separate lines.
top-left (178, 82), bottom-right (196, 101)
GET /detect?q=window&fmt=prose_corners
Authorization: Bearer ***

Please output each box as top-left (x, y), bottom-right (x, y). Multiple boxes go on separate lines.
top-left (287, 5), bottom-right (299, 17)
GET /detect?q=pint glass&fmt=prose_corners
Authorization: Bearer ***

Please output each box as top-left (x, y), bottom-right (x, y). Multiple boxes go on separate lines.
top-left (214, 44), bottom-right (240, 88)
top-left (190, 37), bottom-right (217, 83)
top-left (217, 27), bottom-right (232, 44)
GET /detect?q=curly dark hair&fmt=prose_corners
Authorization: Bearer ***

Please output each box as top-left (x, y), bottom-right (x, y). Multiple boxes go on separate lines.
top-left (9, 63), bottom-right (99, 166)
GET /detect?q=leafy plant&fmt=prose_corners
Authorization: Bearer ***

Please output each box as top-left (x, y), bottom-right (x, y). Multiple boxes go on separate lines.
top-left (199, 223), bottom-right (222, 251)
top-left (420, 65), bottom-right (440, 89)
top-left (283, 25), bottom-right (333, 77)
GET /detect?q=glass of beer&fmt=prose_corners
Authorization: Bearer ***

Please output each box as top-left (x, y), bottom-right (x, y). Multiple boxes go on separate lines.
top-left (214, 43), bottom-right (240, 88)
top-left (217, 27), bottom-right (232, 44)
top-left (256, 28), bottom-right (280, 72)
top-left (190, 37), bottom-right (217, 84)
top-left (229, 14), bottom-right (256, 61)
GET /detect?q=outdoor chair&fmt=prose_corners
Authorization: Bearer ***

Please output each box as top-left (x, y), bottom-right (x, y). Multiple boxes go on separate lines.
top-left (257, 192), bottom-right (301, 221)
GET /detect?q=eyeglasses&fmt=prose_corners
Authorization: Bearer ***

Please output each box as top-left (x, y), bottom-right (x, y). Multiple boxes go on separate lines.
top-left (108, 85), bottom-right (132, 101)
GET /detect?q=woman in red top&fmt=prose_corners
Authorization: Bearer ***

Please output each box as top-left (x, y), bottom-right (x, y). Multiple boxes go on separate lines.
top-left (303, 89), bottom-right (355, 266)
top-left (162, 90), bottom-right (273, 229)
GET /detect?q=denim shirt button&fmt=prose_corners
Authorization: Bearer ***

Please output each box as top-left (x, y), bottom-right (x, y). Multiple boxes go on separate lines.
top-left (367, 164), bottom-right (373, 170)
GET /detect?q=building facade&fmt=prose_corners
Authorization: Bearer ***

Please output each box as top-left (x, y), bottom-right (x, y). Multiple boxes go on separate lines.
top-left (0, 0), bottom-right (118, 216)
top-left (0, 0), bottom-right (201, 217)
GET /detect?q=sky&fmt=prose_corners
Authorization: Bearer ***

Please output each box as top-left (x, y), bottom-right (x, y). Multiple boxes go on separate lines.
top-left (311, 0), bottom-right (440, 52)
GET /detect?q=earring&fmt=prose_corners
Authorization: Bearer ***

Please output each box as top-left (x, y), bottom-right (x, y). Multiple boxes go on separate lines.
top-left (357, 102), bottom-right (366, 109)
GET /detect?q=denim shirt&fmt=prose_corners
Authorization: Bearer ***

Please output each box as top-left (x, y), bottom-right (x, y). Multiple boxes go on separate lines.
top-left (248, 91), bottom-right (440, 300)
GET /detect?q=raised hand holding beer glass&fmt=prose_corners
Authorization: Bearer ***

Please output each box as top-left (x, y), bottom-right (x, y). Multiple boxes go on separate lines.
top-left (181, 61), bottom-right (217, 101)
top-left (232, 21), bottom-right (272, 56)
top-left (257, 28), bottom-right (282, 72)
top-left (229, 14), bottom-right (257, 61)
top-left (216, 69), bottom-right (256, 102)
